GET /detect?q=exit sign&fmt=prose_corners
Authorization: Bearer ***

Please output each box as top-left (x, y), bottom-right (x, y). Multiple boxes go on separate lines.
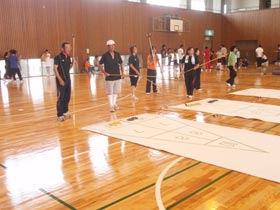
top-left (205, 30), bottom-right (214, 36)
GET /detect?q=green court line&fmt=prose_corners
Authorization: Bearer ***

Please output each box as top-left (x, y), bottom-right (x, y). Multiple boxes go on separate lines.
top-left (0, 163), bottom-right (7, 169)
top-left (39, 188), bottom-right (77, 210)
top-left (166, 170), bottom-right (233, 209)
top-left (97, 161), bottom-right (201, 210)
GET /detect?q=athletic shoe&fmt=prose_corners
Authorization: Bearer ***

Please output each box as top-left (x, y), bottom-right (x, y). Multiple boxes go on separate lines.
top-left (63, 113), bottom-right (71, 119)
top-left (131, 95), bottom-right (138, 100)
top-left (226, 82), bottom-right (231, 87)
top-left (146, 92), bottom-right (151, 95)
top-left (57, 116), bottom-right (64, 122)
top-left (231, 84), bottom-right (236, 88)
top-left (198, 89), bottom-right (203, 91)
top-left (188, 95), bottom-right (193, 99)
top-left (110, 107), bottom-right (115, 112)
top-left (114, 105), bottom-right (120, 110)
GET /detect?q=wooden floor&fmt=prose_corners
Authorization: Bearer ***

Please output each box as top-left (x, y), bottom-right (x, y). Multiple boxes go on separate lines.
top-left (1, 65), bottom-right (280, 210)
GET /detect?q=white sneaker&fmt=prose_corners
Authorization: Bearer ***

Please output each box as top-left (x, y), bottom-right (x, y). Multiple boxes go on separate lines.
top-left (226, 82), bottom-right (231, 87)
top-left (132, 95), bottom-right (138, 100)
top-left (114, 105), bottom-right (120, 110)
top-left (63, 113), bottom-right (71, 119)
top-left (146, 92), bottom-right (150, 95)
top-left (188, 95), bottom-right (193, 99)
top-left (110, 107), bottom-right (115, 112)
top-left (57, 116), bottom-right (65, 122)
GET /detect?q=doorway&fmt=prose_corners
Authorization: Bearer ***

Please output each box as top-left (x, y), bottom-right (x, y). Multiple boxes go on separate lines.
top-left (203, 36), bottom-right (213, 49)
top-left (235, 40), bottom-right (258, 64)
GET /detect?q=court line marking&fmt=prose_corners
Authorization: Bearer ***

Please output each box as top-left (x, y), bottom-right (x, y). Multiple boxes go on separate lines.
top-left (166, 170), bottom-right (233, 209)
top-left (156, 157), bottom-right (184, 210)
top-left (39, 188), bottom-right (77, 210)
top-left (97, 161), bottom-right (201, 210)
top-left (0, 94), bottom-right (131, 126)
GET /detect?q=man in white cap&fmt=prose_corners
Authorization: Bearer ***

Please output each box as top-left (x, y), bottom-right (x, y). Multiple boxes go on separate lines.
top-left (99, 40), bottom-right (124, 112)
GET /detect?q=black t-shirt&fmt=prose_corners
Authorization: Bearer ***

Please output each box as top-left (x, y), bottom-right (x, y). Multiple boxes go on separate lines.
top-left (182, 55), bottom-right (199, 72)
top-left (128, 54), bottom-right (140, 76)
top-left (99, 51), bottom-right (123, 81)
top-left (54, 53), bottom-right (72, 81)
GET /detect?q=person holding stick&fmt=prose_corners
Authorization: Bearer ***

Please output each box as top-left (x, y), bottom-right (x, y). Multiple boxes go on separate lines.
top-left (226, 46), bottom-right (238, 88)
top-left (129, 45), bottom-right (140, 100)
top-left (54, 41), bottom-right (74, 122)
top-left (182, 47), bottom-right (199, 99)
top-left (99, 40), bottom-right (124, 112)
top-left (146, 46), bottom-right (160, 94)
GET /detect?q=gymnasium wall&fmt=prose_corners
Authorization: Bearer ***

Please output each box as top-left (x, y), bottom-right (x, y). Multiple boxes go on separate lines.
top-left (222, 8), bottom-right (280, 61)
top-left (0, 0), bottom-right (222, 67)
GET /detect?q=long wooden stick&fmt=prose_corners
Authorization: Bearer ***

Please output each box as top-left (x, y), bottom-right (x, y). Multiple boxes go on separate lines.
top-left (146, 33), bottom-right (153, 60)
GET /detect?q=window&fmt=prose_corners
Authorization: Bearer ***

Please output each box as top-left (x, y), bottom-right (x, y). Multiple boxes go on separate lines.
top-left (147, 0), bottom-right (184, 8)
top-left (191, 0), bottom-right (206, 11)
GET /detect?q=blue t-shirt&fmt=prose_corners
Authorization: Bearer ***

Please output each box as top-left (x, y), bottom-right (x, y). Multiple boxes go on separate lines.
top-left (9, 55), bottom-right (19, 69)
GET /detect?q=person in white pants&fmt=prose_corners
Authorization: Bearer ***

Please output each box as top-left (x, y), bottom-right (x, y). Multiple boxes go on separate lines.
top-left (99, 40), bottom-right (124, 112)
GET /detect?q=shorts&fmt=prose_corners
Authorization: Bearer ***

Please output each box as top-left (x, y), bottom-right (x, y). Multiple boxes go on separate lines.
top-left (130, 76), bottom-right (139, 87)
top-left (106, 80), bottom-right (121, 95)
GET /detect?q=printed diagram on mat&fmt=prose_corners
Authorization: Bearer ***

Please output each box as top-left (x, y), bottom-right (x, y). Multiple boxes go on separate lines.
top-left (83, 113), bottom-right (266, 153)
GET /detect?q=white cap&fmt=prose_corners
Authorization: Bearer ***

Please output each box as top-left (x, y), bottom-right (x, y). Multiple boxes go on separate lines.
top-left (106, 40), bottom-right (115, 46)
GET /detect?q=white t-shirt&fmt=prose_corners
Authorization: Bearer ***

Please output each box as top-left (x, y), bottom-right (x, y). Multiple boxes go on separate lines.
top-left (256, 47), bottom-right (263, 58)
top-left (236, 51), bottom-right (240, 58)
top-left (221, 47), bottom-right (227, 57)
top-left (178, 48), bottom-right (184, 60)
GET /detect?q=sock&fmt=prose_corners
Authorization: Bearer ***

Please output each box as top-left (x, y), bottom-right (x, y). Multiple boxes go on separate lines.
top-left (107, 95), bottom-right (113, 108)
top-left (112, 94), bottom-right (118, 106)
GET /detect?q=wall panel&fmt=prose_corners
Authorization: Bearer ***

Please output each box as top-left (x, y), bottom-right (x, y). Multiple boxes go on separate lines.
top-left (223, 8), bottom-right (280, 60)
top-left (0, 0), bottom-right (222, 68)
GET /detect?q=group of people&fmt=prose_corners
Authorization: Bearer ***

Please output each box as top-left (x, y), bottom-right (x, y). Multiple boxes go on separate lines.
top-left (36, 40), bottom-right (280, 121)
top-left (3, 50), bottom-right (23, 82)
top-left (54, 40), bottom-right (244, 122)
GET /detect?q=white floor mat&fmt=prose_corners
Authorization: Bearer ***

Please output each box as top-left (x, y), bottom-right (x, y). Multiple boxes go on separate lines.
top-left (230, 88), bottom-right (280, 99)
top-left (169, 98), bottom-right (280, 123)
top-left (82, 113), bottom-right (280, 183)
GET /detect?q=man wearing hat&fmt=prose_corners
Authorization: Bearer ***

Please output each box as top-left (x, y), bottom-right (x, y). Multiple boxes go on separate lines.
top-left (99, 40), bottom-right (124, 112)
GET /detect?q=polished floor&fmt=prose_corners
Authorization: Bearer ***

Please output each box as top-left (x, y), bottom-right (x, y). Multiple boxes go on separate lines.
top-left (1, 65), bottom-right (280, 210)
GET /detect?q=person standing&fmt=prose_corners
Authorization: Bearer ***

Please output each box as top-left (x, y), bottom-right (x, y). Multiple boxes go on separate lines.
top-left (236, 48), bottom-right (240, 69)
top-left (160, 44), bottom-right (167, 65)
top-left (216, 48), bottom-right (223, 70)
top-left (128, 45), bottom-right (140, 100)
top-left (178, 44), bottom-right (184, 75)
top-left (256, 45), bottom-right (264, 68)
top-left (41, 49), bottom-right (51, 75)
top-left (226, 46), bottom-right (238, 87)
top-left (4, 52), bottom-right (11, 80)
top-left (9, 49), bottom-right (23, 82)
top-left (220, 44), bottom-right (227, 70)
top-left (99, 40), bottom-right (124, 112)
top-left (194, 48), bottom-right (202, 91)
top-left (203, 46), bottom-right (211, 71)
top-left (146, 46), bottom-right (160, 94)
top-left (182, 47), bottom-right (199, 99)
top-left (276, 44), bottom-right (280, 66)
top-left (54, 41), bottom-right (74, 122)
